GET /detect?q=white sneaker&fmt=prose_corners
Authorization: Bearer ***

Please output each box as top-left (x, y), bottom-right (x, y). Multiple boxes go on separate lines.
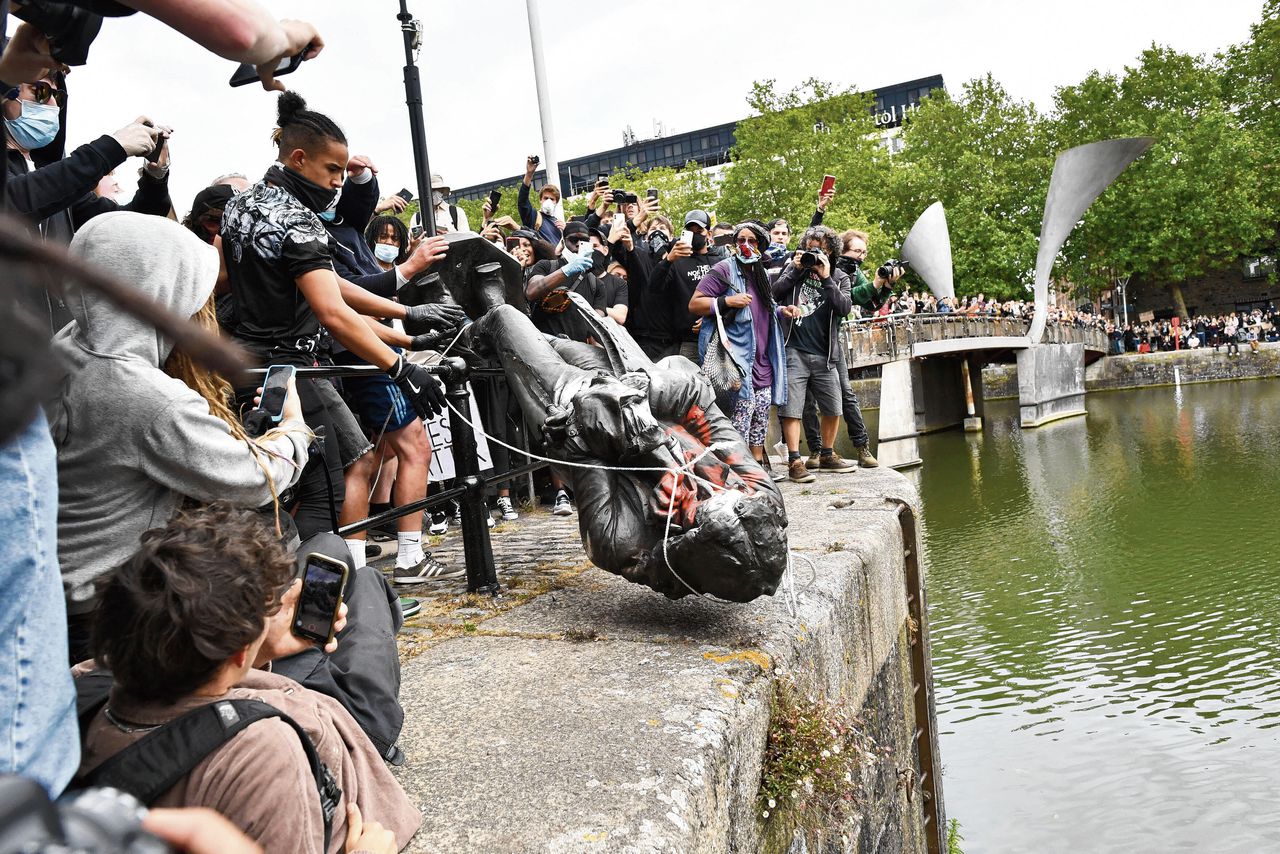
top-left (427, 510), bottom-right (448, 536)
top-left (551, 490), bottom-right (574, 516)
top-left (496, 496), bottom-right (519, 521)
top-left (487, 513), bottom-right (495, 529)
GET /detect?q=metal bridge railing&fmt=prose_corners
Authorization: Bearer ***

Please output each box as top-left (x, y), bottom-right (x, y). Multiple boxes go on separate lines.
top-left (842, 313), bottom-right (1108, 368)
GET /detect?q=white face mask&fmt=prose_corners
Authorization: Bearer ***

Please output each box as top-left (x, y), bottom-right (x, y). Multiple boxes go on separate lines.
top-left (541, 198), bottom-right (556, 216)
top-left (432, 191), bottom-right (445, 207)
top-left (373, 243), bottom-right (399, 263)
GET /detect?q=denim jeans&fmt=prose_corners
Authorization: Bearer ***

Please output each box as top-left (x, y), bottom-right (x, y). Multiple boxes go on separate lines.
top-left (0, 412), bottom-right (78, 794)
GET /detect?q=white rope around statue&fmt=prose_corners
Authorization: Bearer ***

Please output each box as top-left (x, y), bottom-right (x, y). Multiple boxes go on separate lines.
top-left (442, 397), bottom-right (814, 614)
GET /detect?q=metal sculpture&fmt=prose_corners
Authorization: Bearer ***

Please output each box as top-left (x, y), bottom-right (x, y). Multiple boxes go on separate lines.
top-left (899, 201), bottom-right (955, 301)
top-left (463, 294), bottom-right (789, 602)
top-left (1027, 137), bottom-right (1154, 344)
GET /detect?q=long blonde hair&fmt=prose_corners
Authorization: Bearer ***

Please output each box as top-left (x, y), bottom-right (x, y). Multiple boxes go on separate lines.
top-left (163, 297), bottom-right (309, 527)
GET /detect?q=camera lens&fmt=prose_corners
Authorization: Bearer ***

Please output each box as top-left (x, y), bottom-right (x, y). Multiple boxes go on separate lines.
top-left (800, 251), bottom-right (817, 267)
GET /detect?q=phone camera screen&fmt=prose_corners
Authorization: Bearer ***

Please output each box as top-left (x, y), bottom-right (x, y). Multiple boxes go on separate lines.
top-left (295, 563), bottom-right (343, 639)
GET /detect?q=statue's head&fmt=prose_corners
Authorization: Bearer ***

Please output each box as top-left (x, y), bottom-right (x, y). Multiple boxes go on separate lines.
top-left (651, 488), bottom-right (788, 602)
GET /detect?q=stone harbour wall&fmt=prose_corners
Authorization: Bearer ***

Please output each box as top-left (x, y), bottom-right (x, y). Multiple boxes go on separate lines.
top-left (846, 345), bottom-right (1280, 410)
top-left (386, 468), bottom-right (938, 853)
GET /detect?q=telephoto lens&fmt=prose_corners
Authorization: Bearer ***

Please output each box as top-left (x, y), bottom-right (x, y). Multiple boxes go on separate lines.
top-left (800, 251), bottom-right (819, 268)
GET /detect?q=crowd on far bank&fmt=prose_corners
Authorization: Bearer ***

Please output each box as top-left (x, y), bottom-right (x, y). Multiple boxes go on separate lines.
top-left (1106, 307), bottom-right (1280, 355)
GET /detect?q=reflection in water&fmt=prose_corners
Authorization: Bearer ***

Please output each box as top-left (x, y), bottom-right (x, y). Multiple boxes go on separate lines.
top-left (911, 382), bottom-right (1280, 853)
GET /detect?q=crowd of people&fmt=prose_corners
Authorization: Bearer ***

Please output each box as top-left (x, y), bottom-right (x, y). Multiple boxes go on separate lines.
top-left (1, 2), bottom-right (902, 846)
top-left (1106, 308), bottom-right (1280, 354)
top-left (1, 3), bottom-right (1267, 851)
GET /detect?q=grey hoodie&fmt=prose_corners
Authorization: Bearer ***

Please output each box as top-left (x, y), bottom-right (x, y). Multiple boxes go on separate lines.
top-left (48, 212), bottom-right (310, 611)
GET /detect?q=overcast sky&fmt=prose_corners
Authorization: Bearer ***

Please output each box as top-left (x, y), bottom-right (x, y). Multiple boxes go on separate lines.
top-left (36, 0), bottom-right (1264, 214)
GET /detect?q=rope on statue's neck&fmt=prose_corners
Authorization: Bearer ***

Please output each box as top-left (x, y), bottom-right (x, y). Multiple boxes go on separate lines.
top-left (440, 393), bottom-right (813, 614)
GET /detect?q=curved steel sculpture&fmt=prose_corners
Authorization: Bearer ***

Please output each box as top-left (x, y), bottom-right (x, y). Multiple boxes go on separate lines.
top-left (899, 201), bottom-right (955, 301)
top-left (1027, 137), bottom-right (1154, 344)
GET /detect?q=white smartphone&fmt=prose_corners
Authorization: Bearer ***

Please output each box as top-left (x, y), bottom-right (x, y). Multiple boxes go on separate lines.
top-left (679, 230), bottom-right (694, 247)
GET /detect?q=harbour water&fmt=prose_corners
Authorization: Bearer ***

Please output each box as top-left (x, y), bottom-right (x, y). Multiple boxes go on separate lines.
top-left (902, 381), bottom-right (1280, 852)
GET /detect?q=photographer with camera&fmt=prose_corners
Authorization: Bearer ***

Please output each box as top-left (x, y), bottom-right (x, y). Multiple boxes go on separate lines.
top-left (791, 228), bottom-right (903, 470)
top-left (75, 503), bottom-right (419, 854)
top-left (772, 224), bottom-right (855, 482)
top-left (517, 154), bottom-right (563, 244)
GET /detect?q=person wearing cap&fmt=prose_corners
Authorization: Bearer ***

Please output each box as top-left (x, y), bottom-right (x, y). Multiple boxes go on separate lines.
top-left (649, 209), bottom-right (716, 362)
top-left (591, 221), bottom-right (630, 325)
top-left (688, 221), bottom-right (799, 481)
top-left (427, 172), bottom-right (468, 234)
top-left (524, 219), bottom-right (606, 516)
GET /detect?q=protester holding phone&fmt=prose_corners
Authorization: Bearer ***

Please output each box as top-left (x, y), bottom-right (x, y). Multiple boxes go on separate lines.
top-left (48, 212), bottom-right (312, 662)
top-left (75, 503), bottom-right (420, 854)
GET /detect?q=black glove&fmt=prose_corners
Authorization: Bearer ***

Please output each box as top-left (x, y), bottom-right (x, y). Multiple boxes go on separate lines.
top-left (403, 302), bottom-right (467, 331)
top-left (409, 329), bottom-right (450, 352)
top-left (387, 355), bottom-right (446, 419)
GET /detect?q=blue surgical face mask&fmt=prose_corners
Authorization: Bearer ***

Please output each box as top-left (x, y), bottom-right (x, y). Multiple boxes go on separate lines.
top-left (318, 210), bottom-right (336, 222)
top-left (373, 243), bottom-right (399, 263)
top-left (4, 99), bottom-right (60, 150)
top-left (318, 186), bottom-right (342, 222)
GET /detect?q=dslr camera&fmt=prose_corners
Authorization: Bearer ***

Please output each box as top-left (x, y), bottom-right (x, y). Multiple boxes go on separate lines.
top-left (611, 190), bottom-right (638, 206)
top-left (0, 777), bottom-right (172, 853)
top-left (799, 250), bottom-right (827, 269)
top-left (877, 258), bottom-right (909, 280)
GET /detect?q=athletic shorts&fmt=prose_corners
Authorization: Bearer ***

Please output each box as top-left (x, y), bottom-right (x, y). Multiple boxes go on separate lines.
top-left (333, 352), bottom-right (417, 436)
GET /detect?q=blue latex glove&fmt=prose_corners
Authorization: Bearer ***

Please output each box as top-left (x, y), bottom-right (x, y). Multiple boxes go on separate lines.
top-left (561, 242), bottom-right (594, 277)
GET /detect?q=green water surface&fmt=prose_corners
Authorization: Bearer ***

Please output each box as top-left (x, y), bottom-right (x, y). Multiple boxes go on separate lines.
top-left (897, 380), bottom-right (1280, 853)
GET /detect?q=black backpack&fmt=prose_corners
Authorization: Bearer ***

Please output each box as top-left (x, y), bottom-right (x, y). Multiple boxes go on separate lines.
top-left (73, 672), bottom-right (340, 850)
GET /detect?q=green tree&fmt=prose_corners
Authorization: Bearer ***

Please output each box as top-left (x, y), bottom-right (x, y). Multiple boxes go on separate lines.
top-left (716, 78), bottom-right (893, 248)
top-left (887, 74), bottom-right (1052, 300)
top-left (1050, 46), bottom-right (1274, 317)
top-left (1222, 0), bottom-right (1280, 216)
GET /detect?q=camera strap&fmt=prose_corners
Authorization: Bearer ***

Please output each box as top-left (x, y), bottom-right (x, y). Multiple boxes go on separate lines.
top-left (77, 698), bottom-right (338, 851)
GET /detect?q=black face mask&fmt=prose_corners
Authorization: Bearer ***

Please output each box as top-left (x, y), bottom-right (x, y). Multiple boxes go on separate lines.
top-left (592, 250), bottom-right (608, 274)
top-left (648, 231), bottom-right (670, 253)
top-left (690, 233), bottom-right (707, 252)
top-left (836, 255), bottom-right (862, 275)
top-left (266, 163), bottom-right (338, 214)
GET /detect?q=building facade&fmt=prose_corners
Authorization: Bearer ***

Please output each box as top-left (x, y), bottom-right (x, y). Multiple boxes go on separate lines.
top-left (452, 75), bottom-right (946, 201)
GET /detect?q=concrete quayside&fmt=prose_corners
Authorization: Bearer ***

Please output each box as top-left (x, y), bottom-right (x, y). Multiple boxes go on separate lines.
top-left (383, 467), bottom-right (943, 854)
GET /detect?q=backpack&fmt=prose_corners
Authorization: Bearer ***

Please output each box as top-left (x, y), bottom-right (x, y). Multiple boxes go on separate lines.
top-left (73, 672), bottom-right (340, 850)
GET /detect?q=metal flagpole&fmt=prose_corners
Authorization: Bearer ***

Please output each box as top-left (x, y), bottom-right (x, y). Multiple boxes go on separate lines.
top-left (524, 0), bottom-right (559, 192)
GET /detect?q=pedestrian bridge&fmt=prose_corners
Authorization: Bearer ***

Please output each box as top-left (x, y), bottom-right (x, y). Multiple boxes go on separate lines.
top-left (844, 313), bottom-right (1109, 370)
top-left (839, 314), bottom-right (1109, 469)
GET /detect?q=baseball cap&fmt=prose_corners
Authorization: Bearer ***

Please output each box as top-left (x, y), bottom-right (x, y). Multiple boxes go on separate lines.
top-left (684, 210), bottom-right (711, 229)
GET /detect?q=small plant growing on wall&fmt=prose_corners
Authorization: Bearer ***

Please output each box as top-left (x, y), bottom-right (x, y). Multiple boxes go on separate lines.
top-left (758, 678), bottom-right (880, 837)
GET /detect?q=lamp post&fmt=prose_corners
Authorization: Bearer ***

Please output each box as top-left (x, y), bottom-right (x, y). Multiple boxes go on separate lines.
top-left (397, 0), bottom-right (436, 237)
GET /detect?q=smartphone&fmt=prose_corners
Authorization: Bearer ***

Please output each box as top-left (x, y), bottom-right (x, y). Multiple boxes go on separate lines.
top-left (396, 188), bottom-right (414, 202)
top-left (488, 189), bottom-right (502, 212)
top-left (229, 45), bottom-right (311, 88)
top-left (679, 230), bottom-right (694, 247)
top-left (646, 188), bottom-right (659, 201)
top-left (292, 552), bottom-right (350, 645)
top-left (820, 174), bottom-right (836, 197)
top-left (596, 173), bottom-right (609, 186)
top-left (531, 154), bottom-right (541, 167)
top-left (714, 233), bottom-right (734, 247)
top-left (259, 365), bottom-right (295, 424)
